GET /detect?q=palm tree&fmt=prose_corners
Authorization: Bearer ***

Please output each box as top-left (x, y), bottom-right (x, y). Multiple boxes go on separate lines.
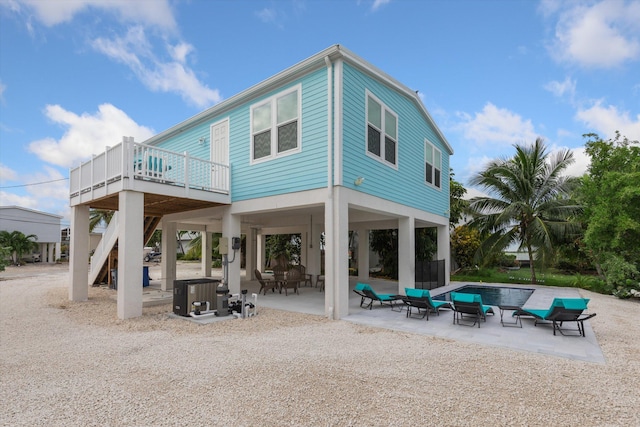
top-left (0, 230), bottom-right (38, 265)
top-left (468, 138), bottom-right (581, 283)
top-left (89, 209), bottom-right (115, 232)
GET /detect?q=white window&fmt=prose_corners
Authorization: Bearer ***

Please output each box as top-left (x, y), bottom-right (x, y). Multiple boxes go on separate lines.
top-left (425, 140), bottom-right (442, 189)
top-left (366, 91), bottom-right (398, 167)
top-left (251, 85), bottom-right (301, 162)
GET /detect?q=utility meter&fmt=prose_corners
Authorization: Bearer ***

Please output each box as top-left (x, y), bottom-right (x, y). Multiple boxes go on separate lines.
top-left (231, 237), bottom-right (241, 250)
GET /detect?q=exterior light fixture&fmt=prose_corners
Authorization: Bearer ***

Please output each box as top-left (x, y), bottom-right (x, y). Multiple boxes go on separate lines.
top-left (354, 177), bottom-right (365, 186)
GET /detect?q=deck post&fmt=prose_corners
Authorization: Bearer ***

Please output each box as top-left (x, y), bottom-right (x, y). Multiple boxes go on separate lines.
top-left (69, 204), bottom-right (90, 301)
top-left (201, 231), bottom-right (212, 278)
top-left (398, 216), bottom-right (415, 292)
top-left (355, 226), bottom-right (369, 283)
top-left (117, 190), bottom-right (144, 319)
top-left (161, 219), bottom-right (177, 291)
top-left (222, 207), bottom-right (241, 295)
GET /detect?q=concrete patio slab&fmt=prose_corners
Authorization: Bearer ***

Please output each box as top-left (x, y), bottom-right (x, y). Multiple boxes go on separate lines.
top-left (142, 269), bottom-right (604, 364)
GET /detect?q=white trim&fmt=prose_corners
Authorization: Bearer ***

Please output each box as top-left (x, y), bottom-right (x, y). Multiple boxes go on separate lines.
top-left (334, 60), bottom-right (343, 186)
top-left (424, 138), bottom-right (442, 190)
top-left (142, 45), bottom-right (453, 156)
top-left (209, 117), bottom-right (229, 161)
top-left (325, 56), bottom-right (333, 190)
top-left (365, 90), bottom-right (399, 170)
top-left (249, 84), bottom-right (302, 165)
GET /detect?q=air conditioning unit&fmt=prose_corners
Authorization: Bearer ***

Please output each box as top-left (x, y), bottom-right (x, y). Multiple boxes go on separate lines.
top-left (173, 279), bottom-right (221, 316)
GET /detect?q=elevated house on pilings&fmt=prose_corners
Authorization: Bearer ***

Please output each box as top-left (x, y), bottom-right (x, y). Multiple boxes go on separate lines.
top-left (68, 45), bottom-right (453, 319)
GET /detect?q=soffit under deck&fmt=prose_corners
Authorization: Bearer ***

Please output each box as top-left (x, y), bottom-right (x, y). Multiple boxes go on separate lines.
top-left (84, 193), bottom-right (226, 217)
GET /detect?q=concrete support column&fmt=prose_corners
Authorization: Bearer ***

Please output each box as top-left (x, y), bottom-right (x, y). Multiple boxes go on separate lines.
top-left (117, 191), bottom-right (144, 319)
top-left (161, 219), bottom-right (177, 291)
top-left (306, 222), bottom-right (322, 281)
top-left (222, 208), bottom-right (241, 295)
top-left (256, 233), bottom-right (265, 271)
top-left (300, 228), bottom-right (308, 269)
top-left (246, 228), bottom-right (257, 280)
top-left (47, 243), bottom-right (55, 263)
top-left (398, 216), bottom-right (415, 293)
top-left (326, 187), bottom-right (349, 319)
top-left (55, 242), bottom-right (61, 261)
top-left (69, 205), bottom-right (90, 301)
top-left (201, 231), bottom-right (212, 278)
top-left (437, 224), bottom-right (450, 286)
top-left (356, 228), bottom-right (370, 283)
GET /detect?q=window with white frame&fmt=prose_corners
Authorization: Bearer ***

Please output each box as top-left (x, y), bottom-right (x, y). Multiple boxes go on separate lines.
top-left (251, 85), bottom-right (301, 162)
top-left (425, 140), bottom-right (442, 189)
top-left (366, 91), bottom-right (398, 167)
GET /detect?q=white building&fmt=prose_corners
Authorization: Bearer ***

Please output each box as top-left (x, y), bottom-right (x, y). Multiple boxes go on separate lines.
top-left (0, 206), bottom-right (62, 262)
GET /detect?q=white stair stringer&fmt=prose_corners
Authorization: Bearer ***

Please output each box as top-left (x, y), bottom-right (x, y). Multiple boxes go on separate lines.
top-left (89, 212), bottom-right (119, 285)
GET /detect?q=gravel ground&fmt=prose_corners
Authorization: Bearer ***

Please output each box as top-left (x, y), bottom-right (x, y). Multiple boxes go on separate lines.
top-left (1, 263), bottom-right (639, 426)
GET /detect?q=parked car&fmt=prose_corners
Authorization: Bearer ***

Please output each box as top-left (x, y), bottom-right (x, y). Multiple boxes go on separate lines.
top-left (144, 251), bottom-right (161, 262)
top-left (22, 253), bottom-right (41, 263)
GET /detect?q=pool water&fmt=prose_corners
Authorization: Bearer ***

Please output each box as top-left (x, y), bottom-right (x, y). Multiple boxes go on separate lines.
top-left (433, 285), bottom-right (534, 307)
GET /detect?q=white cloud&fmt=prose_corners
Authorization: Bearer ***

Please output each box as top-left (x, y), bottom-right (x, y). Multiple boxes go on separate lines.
top-left (565, 146), bottom-right (591, 178)
top-left (548, 0), bottom-right (640, 68)
top-left (169, 42), bottom-right (193, 64)
top-left (0, 191), bottom-right (39, 209)
top-left (372, 0), bottom-right (392, 11)
top-left (256, 7), bottom-right (278, 24)
top-left (92, 27), bottom-right (222, 108)
top-left (575, 100), bottom-right (640, 141)
top-left (456, 103), bottom-right (538, 147)
top-left (0, 164), bottom-right (18, 181)
top-left (0, 79), bottom-right (6, 102)
top-left (28, 103), bottom-right (155, 168)
top-left (544, 76), bottom-right (576, 99)
top-left (23, 166), bottom-right (69, 202)
top-left (14, 0), bottom-right (176, 30)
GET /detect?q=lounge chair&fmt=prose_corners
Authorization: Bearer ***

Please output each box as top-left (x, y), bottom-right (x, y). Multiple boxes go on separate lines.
top-left (401, 288), bottom-right (452, 320)
top-left (515, 298), bottom-right (596, 336)
top-left (451, 292), bottom-right (495, 328)
top-left (255, 270), bottom-right (278, 295)
top-left (353, 283), bottom-right (402, 310)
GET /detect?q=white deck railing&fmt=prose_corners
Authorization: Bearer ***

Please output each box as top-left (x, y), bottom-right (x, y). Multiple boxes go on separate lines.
top-left (69, 137), bottom-right (230, 198)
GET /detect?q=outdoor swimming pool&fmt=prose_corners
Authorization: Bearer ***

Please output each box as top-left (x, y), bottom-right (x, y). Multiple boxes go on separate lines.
top-left (433, 285), bottom-right (535, 307)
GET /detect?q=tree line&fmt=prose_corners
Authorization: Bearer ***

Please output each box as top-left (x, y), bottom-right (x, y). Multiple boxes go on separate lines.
top-left (452, 132), bottom-right (639, 298)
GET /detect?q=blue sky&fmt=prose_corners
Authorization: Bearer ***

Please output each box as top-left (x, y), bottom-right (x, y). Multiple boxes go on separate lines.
top-left (1, 0), bottom-right (639, 226)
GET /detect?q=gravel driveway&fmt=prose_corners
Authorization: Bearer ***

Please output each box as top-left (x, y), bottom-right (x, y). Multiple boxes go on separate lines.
top-left (1, 263), bottom-right (639, 426)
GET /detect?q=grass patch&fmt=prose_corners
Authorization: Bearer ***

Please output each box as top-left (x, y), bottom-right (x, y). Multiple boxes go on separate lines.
top-left (452, 267), bottom-right (611, 294)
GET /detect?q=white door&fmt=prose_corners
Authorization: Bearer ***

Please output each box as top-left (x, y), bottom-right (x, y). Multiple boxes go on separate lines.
top-left (210, 119), bottom-right (229, 191)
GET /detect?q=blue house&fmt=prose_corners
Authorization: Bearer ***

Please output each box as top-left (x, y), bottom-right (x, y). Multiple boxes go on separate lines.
top-left (68, 45), bottom-right (453, 319)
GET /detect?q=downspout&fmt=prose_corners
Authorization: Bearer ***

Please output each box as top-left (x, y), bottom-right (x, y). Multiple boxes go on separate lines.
top-left (324, 55), bottom-right (333, 190)
top-left (324, 55), bottom-right (334, 319)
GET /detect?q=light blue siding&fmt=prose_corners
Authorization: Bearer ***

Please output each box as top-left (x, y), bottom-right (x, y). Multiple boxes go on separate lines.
top-left (342, 63), bottom-right (450, 217)
top-left (154, 68), bottom-right (329, 202)
top-left (231, 68), bottom-right (328, 201)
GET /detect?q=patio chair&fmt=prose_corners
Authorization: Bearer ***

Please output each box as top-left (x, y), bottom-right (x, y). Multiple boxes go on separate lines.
top-left (272, 264), bottom-right (287, 288)
top-left (402, 288), bottom-right (452, 320)
top-left (451, 292), bottom-right (495, 328)
top-left (279, 266), bottom-right (301, 296)
top-left (291, 265), bottom-right (313, 287)
top-left (255, 269), bottom-right (278, 296)
top-left (353, 283), bottom-right (402, 310)
top-left (514, 298), bottom-right (596, 336)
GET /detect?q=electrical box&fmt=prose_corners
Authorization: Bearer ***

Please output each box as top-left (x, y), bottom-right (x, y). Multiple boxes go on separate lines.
top-left (231, 237), bottom-right (241, 250)
top-left (218, 237), bottom-right (228, 255)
